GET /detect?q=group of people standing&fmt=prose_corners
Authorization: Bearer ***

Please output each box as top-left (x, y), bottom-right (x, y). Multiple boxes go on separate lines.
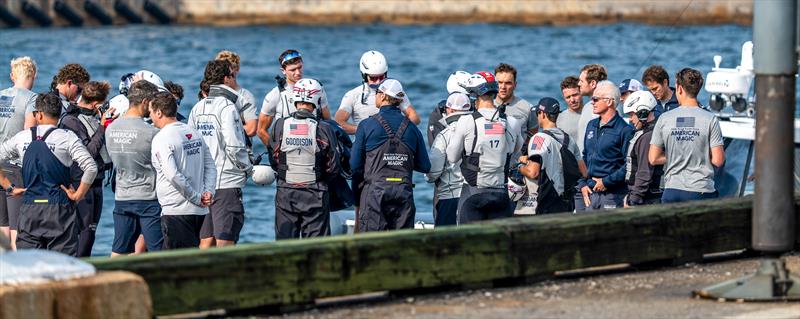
top-left (0, 49), bottom-right (725, 257)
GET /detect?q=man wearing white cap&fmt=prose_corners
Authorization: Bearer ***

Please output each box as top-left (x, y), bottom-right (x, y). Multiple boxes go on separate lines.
top-left (350, 79), bottom-right (430, 232)
top-left (425, 92), bottom-right (471, 226)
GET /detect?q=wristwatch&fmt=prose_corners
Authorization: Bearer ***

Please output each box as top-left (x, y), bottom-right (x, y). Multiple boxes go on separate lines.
top-left (6, 183), bottom-right (15, 193)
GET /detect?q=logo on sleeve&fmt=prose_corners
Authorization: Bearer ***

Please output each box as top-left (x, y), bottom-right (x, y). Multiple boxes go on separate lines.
top-left (185, 134), bottom-right (192, 140)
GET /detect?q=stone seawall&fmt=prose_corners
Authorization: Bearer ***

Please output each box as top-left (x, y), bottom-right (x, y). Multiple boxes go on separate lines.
top-left (178, 0), bottom-right (753, 26)
top-left (1, 0), bottom-right (752, 28)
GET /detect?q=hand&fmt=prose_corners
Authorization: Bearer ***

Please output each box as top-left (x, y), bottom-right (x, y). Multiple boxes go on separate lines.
top-left (9, 187), bottom-right (25, 197)
top-left (101, 107), bottom-right (118, 126)
top-left (592, 177), bottom-right (606, 192)
top-left (131, 73), bottom-right (143, 83)
top-left (623, 195), bottom-right (630, 208)
top-left (518, 155), bottom-right (528, 164)
top-left (581, 186), bottom-right (592, 207)
top-left (200, 192), bottom-right (213, 207)
top-left (60, 185), bottom-right (81, 201)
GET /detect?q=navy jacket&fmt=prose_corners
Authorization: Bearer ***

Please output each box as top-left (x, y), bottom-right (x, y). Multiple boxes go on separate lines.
top-left (580, 113), bottom-right (634, 194)
top-left (653, 87), bottom-right (679, 117)
top-left (350, 106), bottom-right (431, 184)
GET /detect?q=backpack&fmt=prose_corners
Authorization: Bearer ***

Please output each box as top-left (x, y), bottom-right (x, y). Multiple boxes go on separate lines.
top-left (541, 129), bottom-right (580, 198)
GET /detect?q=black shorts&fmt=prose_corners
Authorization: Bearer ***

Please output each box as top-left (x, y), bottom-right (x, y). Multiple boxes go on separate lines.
top-left (0, 164), bottom-right (23, 228)
top-left (199, 188), bottom-right (245, 242)
top-left (161, 214), bottom-right (205, 249)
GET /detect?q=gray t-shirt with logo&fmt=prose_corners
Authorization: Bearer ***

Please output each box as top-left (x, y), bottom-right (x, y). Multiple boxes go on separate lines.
top-left (0, 87), bottom-right (36, 144)
top-left (650, 106), bottom-right (723, 193)
top-left (105, 116), bottom-right (159, 201)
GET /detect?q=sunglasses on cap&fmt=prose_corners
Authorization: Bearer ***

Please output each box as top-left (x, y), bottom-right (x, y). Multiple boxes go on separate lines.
top-left (280, 51), bottom-right (302, 66)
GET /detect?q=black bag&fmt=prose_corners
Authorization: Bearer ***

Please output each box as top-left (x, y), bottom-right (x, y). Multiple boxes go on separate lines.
top-left (541, 129), bottom-right (581, 198)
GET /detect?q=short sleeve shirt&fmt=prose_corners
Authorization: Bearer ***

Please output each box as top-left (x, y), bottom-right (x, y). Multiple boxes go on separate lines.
top-left (338, 84), bottom-right (410, 126)
top-left (260, 83), bottom-right (330, 120)
top-left (650, 106), bottom-right (723, 193)
top-left (237, 87), bottom-right (258, 122)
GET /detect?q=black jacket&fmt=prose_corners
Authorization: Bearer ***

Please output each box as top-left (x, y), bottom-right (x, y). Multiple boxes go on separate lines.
top-left (59, 104), bottom-right (108, 186)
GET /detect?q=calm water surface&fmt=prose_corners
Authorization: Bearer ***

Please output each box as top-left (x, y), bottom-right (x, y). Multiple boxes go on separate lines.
top-left (0, 23), bottom-right (758, 255)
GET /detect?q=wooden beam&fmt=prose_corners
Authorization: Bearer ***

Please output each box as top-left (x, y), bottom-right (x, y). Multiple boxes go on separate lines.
top-left (88, 196), bottom-right (799, 315)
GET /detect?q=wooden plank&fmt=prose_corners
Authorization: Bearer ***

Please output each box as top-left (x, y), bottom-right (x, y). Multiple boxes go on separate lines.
top-left (89, 196), bottom-right (799, 316)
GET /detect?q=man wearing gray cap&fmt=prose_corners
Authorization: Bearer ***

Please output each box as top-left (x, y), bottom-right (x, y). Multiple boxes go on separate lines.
top-left (426, 92), bottom-right (471, 226)
top-left (350, 79), bottom-right (430, 232)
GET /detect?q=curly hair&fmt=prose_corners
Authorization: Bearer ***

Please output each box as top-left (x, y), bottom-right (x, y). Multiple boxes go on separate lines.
top-left (204, 60), bottom-right (232, 86)
top-left (580, 64), bottom-right (607, 83)
top-left (164, 81), bottom-right (184, 100)
top-left (215, 50), bottom-right (241, 72)
top-left (80, 81), bottom-right (110, 103)
top-left (642, 65), bottom-right (670, 85)
top-left (10, 56), bottom-right (37, 80)
top-left (54, 63), bottom-right (90, 85)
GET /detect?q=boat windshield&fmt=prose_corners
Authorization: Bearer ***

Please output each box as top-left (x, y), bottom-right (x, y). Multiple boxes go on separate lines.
top-left (715, 137), bottom-right (800, 197)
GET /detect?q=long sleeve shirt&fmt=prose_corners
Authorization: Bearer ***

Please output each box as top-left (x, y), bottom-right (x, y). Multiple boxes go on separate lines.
top-left (152, 122), bottom-right (217, 215)
top-left (59, 104), bottom-right (108, 185)
top-left (580, 113), bottom-right (634, 194)
top-left (350, 106), bottom-right (430, 190)
top-left (626, 121), bottom-right (664, 204)
top-left (0, 124), bottom-right (97, 185)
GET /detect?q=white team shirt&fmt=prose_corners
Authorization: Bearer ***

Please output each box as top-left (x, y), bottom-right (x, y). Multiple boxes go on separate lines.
top-left (152, 122), bottom-right (217, 216)
top-left (338, 83), bottom-right (411, 127)
top-left (0, 125), bottom-right (97, 185)
top-left (260, 83), bottom-right (330, 121)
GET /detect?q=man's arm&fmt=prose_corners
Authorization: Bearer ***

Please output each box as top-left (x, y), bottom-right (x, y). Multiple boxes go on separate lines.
top-left (628, 138), bottom-right (653, 205)
top-left (321, 125), bottom-right (341, 180)
top-left (349, 123), bottom-right (367, 186)
top-left (413, 127), bottom-right (431, 174)
top-left (403, 104), bottom-right (421, 125)
top-left (334, 109), bottom-right (357, 135)
top-left (603, 127), bottom-right (634, 187)
top-left (221, 105), bottom-right (253, 172)
top-left (201, 138), bottom-right (217, 195)
top-left (257, 113), bottom-right (274, 148)
top-left (64, 134), bottom-right (98, 201)
top-left (711, 145), bottom-right (725, 168)
top-left (519, 156), bottom-right (542, 180)
top-left (425, 132), bottom-right (447, 182)
top-left (446, 117), bottom-right (468, 164)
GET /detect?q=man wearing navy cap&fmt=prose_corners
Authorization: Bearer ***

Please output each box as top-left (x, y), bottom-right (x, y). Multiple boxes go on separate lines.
top-left (351, 79), bottom-right (430, 231)
top-left (518, 97), bottom-right (586, 214)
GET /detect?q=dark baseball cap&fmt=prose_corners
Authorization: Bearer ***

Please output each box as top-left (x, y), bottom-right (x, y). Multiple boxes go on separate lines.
top-left (536, 97), bottom-right (560, 114)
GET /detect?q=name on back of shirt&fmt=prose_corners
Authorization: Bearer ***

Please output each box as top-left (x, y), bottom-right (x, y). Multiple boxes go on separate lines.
top-left (109, 130), bottom-right (138, 145)
top-left (183, 140), bottom-right (202, 155)
top-left (197, 122), bottom-right (217, 137)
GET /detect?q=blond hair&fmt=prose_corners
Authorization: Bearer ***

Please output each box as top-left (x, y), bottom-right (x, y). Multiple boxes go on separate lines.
top-left (215, 50), bottom-right (240, 72)
top-left (10, 56), bottom-right (37, 80)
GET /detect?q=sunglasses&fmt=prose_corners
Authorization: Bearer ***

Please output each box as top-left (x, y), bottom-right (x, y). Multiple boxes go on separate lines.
top-left (280, 51), bottom-right (302, 66)
top-left (367, 74), bottom-right (386, 82)
top-left (591, 96), bottom-right (612, 103)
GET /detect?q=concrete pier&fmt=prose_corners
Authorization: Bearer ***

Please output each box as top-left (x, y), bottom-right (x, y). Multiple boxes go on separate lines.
top-left (0, 0), bottom-right (753, 28)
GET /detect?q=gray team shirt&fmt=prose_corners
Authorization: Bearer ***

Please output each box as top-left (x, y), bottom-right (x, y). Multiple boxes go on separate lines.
top-left (576, 101), bottom-right (599, 154)
top-left (106, 117), bottom-right (159, 201)
top-left (557, 108), bottom-right (581, 142)
top-left (496, 96), bottom-right (535, 134)
top-left (650, 106), bottom-right (723, 193)
top-left (0, 87), bottom-right (36, 146)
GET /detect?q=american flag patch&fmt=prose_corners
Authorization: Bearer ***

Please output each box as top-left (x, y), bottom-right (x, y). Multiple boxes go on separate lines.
top-left (676, 117), bottom-right (695, 127)
top-left (290, 123), bottom-right (309, 135)
top-left (532, 135), bottom-right (545, 151)
top-left (484, 122), bottom-right (504, 135)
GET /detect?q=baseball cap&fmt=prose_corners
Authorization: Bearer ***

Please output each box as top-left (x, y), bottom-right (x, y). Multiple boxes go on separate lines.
top-left (377, 79), bottom-right (405, 99)
top-left (536, 97), bottom-right (561, 114)
top-left (445, 92), bottom-right (471, 111)
top-left (619, 78), bottom-right (643, 93)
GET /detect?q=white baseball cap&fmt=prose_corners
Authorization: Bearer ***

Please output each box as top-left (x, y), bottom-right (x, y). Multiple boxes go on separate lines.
top-left (446, 92), bottom-right (471, 111)
top-left (377, 79), bottom-right (405, 99)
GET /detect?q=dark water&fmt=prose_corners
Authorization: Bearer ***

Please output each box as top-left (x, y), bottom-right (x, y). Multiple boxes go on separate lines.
top-left (0, 23), bottom-right (757, 256)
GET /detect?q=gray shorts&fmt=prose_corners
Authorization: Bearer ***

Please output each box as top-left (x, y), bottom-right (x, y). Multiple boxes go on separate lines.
top-left (199, 188), bottom-right (245, 242)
